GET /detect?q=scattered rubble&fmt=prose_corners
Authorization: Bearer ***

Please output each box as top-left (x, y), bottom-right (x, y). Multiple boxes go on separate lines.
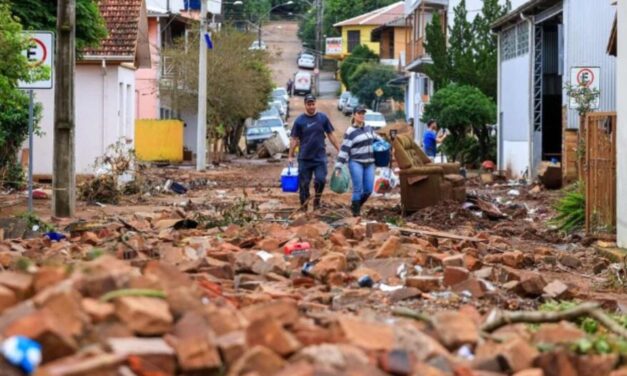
top-left (0, 168), bottom-right (624, 375)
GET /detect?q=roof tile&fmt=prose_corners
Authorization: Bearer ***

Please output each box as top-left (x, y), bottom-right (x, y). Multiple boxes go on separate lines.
top-left (85, 0), bottom-right (143, 57)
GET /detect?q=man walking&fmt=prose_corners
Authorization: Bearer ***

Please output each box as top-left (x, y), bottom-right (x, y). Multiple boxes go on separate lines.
top-left (288, 94), bottom-right (341, 210)
top-left (423, 119), bottom-right (447, 160)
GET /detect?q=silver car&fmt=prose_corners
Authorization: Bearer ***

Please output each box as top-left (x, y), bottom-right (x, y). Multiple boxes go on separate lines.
top-left (342, 96), bottom-right (360, 116)
top-left (338, 91), bottom-right (352, 111)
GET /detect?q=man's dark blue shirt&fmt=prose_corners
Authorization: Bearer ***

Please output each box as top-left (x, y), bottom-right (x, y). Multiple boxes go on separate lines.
top-left (291, 112), bottom-right (334, 162)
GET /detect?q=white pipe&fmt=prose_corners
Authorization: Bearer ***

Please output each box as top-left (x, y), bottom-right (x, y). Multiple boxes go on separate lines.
top-left (521, 13), bottom-right (534, 181)
top-left (101, 59), bottom-right (107, 154)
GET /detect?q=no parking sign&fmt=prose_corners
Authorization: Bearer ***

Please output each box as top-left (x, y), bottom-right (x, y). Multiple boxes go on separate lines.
top-left (569, 66), bottom-right (600, 109)
top-left (18, 31), bottom-right (54, 90)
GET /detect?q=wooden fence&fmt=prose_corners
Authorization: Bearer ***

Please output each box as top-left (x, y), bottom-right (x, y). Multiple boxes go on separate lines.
top-left (583, 112), bottom-right (617, 237)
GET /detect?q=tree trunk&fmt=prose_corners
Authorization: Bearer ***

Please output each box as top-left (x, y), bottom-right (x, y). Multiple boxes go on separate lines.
top-left (53, 0), bottom-right (76, 217)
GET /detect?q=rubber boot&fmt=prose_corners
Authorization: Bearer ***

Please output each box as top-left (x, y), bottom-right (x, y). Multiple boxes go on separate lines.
top-left (313, 182), bottom-right (325, 210)
top-left (351, 201), bottom-right (361, 217)
top-left (360, 193), bottom-right (371, 206)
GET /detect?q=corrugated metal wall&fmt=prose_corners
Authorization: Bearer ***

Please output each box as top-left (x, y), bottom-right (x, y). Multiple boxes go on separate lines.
top-left (564, 0), bottom-right (617, 129)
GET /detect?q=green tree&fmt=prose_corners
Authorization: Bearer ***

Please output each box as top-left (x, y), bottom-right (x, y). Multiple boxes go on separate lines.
top-left (0, 3), bottom-right (43, 188)
top-left (423, 12), bottom-right (450, 91)
top-left (6, 0), bottom-right (107, 52)
top-left (349, 63), bottom-right (403, 107)
top-left (160, 27), bottom-right (274, 153)
top-left (421, 84), bottom-right (496, 165)
top-left (339, 44), bottom-right (377, 89)
top-left (471, 0), bottom-right (510, 99)
top-left (447, 0), bottom-right (475, 86)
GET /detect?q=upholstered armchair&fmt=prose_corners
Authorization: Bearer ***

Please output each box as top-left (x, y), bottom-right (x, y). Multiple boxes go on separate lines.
top-left (393, 135), bottom-right (465, 212)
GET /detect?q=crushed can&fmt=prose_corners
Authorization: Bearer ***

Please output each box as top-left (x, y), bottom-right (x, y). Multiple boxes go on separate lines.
top-left (284, 242), bottom-right (311, 258)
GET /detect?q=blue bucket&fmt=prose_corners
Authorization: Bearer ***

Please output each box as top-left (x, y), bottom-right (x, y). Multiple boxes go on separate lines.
top-left (373, 140), bottom-right (391, 167)
top-left (281, 166), bottom-right (299, 192)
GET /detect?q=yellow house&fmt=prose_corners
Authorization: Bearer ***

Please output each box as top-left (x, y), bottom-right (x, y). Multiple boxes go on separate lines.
top-left (333, 1), bottom-right (405, 60)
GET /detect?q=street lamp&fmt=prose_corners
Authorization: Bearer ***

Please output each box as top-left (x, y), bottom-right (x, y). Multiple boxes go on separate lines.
top-left (257, 1), bottom-right (294, 47)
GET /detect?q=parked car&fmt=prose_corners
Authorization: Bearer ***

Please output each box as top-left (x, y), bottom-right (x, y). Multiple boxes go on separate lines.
top-left (273, 87), bottom-right (289, 103)
top-left (342, 96), bottom-right (360, 116)
top-left (337, 91), bottom-right (352, 111)
top-left (293, 71), bottom-right (312, 95)
top-left (245, 116), bottom-right (287, 153)
top-left (249, 40), bottom-right (267, 50)
top-left (269, 99), bottom-right (288, 120)
top-left (297, 53), bottom-right (315, 69)
top-left (259, 106), bottom-right (281, 119)
top-left (364, 110), bottom-right (387, 129)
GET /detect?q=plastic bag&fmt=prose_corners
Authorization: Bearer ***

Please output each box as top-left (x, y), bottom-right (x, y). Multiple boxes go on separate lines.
top-left (330, 165), bottom-right (350, 194)
top-left (373, 167), bottom-right (397, 194)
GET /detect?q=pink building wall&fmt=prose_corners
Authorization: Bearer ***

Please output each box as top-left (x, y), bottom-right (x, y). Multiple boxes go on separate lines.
top-left (135, 17), bottom-right (160, 119)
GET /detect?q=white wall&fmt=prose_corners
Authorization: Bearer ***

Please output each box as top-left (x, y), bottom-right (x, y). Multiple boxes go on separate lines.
top-left (564, 0), bottom-right (617, 129)
top-left (618, 0), bottom-right (627, 248)
top-left (29, 63), bottom-right (136, 175)
top-left (499, 53), bottom-right (531, 178)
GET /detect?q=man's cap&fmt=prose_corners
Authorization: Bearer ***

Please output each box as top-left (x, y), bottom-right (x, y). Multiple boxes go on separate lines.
top-left (353, 105), bottom-right (367, 114)
top-left (304, 94), bottom-right (316, 103)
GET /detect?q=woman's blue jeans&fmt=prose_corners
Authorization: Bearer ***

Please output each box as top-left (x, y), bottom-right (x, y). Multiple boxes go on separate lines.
top-left (348, 160), bottom-right (375, 202)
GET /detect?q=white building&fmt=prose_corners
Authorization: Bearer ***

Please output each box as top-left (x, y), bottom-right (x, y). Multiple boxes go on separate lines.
top-left (403, 0), bottom-right (448, 143)
top-left (27, 0), bottom-right (150, 176)
top-left (492, 0), bottom-right (616, 179)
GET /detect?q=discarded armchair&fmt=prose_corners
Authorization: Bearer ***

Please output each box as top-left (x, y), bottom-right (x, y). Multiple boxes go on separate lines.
top-left (393, 134), bottom-right (466, 213)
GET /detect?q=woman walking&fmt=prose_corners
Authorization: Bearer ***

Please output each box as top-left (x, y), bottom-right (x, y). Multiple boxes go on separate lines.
top-left (334, 105), bottom-right (380, 216)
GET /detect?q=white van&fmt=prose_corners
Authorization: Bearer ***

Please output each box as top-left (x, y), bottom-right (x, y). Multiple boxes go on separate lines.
top-left (293, 71), bottom-right (312, 95)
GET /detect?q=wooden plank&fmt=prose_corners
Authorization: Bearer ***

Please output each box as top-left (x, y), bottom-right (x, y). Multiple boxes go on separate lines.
top-left (394, 226), bottom-right (488, 243)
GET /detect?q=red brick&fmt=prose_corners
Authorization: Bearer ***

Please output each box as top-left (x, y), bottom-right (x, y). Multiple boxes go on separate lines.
top-left (312, 252), bottom-right (347, 280)
top-left (432, 311), bottom-right (479, 349)
top-left (0, 285), bottom-right (17, 314)
top-left (0, 271), bottom-right (33, 299)
top-left (502, 251), bottom-right (524, 268)
top-left (337, 317), bottom-right (395, 351)
top-left (375, 236), bottom-right (402, 258)
top-left (405, 276), bottom-right (442, 292)
top-left (4, 309), bottom-right (78, 362)
top-left (114, 297), bottom-right (173, 335)
top-left (108, 337), bottom-right (176, 375)
top-left (246, 318), bottom-right (302, 356)
top-left (81, 298), bottom-right (114, 323)
top-left (532, 322), bottom-right (586, 346)
top-left (241, 299), bottom-right (299, 327)
top-left (443, 254), bottom-right (466, 268)
top-left (443, 266), bottom-right (470, 287)
top-left (513, 369), bottom-right (544, 376)
top-left (228, 345), bottom-right (286, 376)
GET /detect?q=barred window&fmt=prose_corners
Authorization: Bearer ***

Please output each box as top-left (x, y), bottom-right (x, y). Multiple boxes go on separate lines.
top-left (501, 26), bottom-right (516, 60)
top-left (517, 23), bottom-right (529, 55)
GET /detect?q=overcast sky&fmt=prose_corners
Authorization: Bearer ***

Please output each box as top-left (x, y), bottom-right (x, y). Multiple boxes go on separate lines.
top-left (448, 0), bottom-right (527, 21)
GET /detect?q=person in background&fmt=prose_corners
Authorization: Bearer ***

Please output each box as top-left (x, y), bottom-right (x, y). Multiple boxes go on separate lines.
top-left (288, 94), bottom-right (341, 210)
top-left (423, 119), bottom-right (447, 160)
top-left (286, 78), bottom-right (294, 96)
top-left (334, 105), bottom-right (381, 217)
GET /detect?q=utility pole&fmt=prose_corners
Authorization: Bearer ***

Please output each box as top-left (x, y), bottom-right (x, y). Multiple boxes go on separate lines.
top-left (314, 0), bottom-right (323, 96)
top-left (196, 0), bottom-right (208, 171)
top-left (53, 0), bottom-right (76, 217)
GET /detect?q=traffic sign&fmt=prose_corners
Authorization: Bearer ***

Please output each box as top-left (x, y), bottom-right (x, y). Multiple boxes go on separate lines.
top-left (18, 31), bottom-right (54, 90)
top-left (375, 88), bottom-right (384, 97)
top-left (569, 67), bottom-right (600, 109)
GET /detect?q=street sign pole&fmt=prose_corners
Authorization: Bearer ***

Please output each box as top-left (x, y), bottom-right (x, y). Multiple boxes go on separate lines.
top-left (196, 0), bottom-right (208, 171)
top-left (27, 89), bottom-right (34, 213)
top-left (18, 31), bottom-right (54, 213)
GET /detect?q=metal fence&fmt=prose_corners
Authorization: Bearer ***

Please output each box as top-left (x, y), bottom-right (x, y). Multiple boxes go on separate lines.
top-left (583, 112), bottom-right (617, 237)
